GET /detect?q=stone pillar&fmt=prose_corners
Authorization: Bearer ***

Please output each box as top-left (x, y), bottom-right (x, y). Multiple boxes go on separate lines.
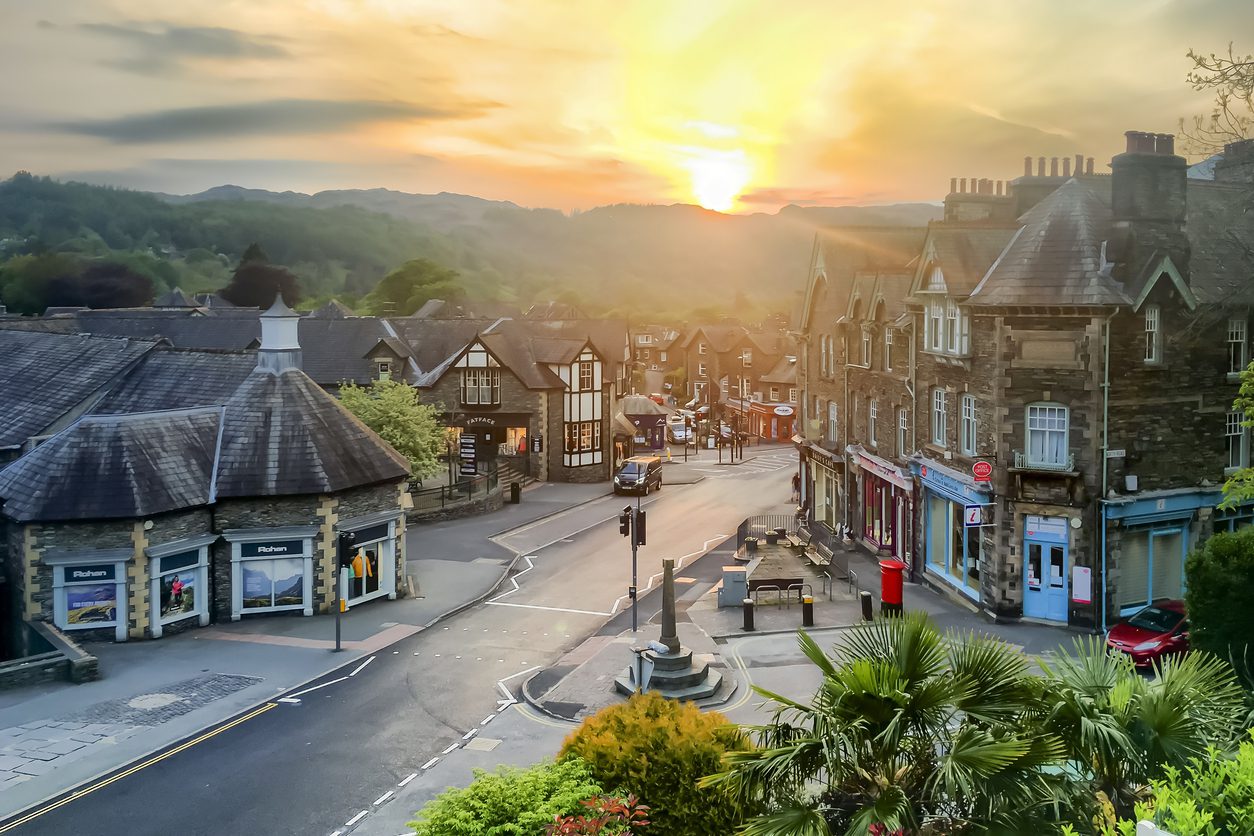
top-left (660, 558), bottom-right (680, 654)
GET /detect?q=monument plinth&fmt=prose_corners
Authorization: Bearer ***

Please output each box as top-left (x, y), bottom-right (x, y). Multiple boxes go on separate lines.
top-left (614, 558), bottom-right (723, 701)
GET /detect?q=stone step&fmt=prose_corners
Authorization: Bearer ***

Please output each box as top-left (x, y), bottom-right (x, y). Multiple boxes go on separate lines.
top-left (646, 648), bottom-right (692, 671)
top-left (613, 667), bottom-right (723, 702)
top-left (645, 659), bottom-right (711, 690)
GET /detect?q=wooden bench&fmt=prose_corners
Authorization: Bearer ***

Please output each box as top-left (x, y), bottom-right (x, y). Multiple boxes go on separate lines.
top-left (785, 530), bottom-right (812, 550)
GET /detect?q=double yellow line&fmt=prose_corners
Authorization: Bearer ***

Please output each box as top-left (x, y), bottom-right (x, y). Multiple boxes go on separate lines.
top-left (0, 702), bottom-right (277, 833)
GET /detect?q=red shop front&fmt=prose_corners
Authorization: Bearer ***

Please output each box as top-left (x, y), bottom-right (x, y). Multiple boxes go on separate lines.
top-left (850, 446), bottom-right (912, 558)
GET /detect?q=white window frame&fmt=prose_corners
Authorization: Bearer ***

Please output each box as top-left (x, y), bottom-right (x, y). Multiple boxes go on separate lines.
top-left (861, 330), bottom-right (872, 367)
top-left (897, 408), bottom-right (908, 456)
top-left (229, 532), bottom-right (316, 618)
top-left (827, 401), bottom-right (838, 444)
top-left (48, 552), bottom-right (130, 642)
top-left (1227, 410), bottom-right (1248, 471)
top-left (741, 348), bottom-right (752, 367)
top-left (659, 350), bottom-right (668, 362)
top-left (697, 362), bottom-right (707, 378)
top-left (789, 387), bottom-right (797, 403)
top-left (148, 538), bottom-right (214, 638)
top-left (960, 394), bottom-right (977, 456)
top-left (1144, 305), bottom-right (1161, 364)
top-left (769, 386), bottom-right (780, 401)
top-left (698, 342), bottom-right (708, 355)
top-left (638, 334), bottom-right (653, 345)
top-left (884, 329), bottom-right (893, 371)
top-left (931, 389), bottom-right (947, 447)
top-left (869, 398), bottom-right (878, 447)
top-left (1025, 404), bottom-right (1070, 468)
top-left (1229, 318), bottom-right (1247, 375)
top-left (927, 301), bottom-right (944, 352)
top-left (461, 368), bottom-right (500, 405)
top-left (945, 299), bottom-right (960, 354)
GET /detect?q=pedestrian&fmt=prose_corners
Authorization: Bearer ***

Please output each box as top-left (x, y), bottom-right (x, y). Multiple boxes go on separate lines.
top-left (790, 471), bottom-right (801, 504)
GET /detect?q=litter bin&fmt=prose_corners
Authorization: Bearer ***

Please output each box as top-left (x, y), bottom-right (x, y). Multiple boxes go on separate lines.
top-left (509, 481), bottom-right (521, 504)
top-left (879, 559), bottom-right (906, 616)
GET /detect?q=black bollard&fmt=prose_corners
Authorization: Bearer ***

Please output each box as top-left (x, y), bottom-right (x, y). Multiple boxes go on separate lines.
top-left (860, 590), bottom-right (874, 622)
top-left (742, 597), bottom-right (755, 631)
top-left (802, 595), bottom-right (814, 627)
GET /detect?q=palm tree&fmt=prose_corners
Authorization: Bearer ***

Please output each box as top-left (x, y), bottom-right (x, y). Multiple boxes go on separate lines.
top-left (1038, 636), bottom-right (1247, 818)
top-left (703, 614), bottom-right (1069, 835)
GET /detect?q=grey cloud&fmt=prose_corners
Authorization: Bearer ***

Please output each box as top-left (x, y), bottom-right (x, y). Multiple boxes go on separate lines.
top-left (54, 98), bottom-right (494, 144)
top-left (76, 22), bottom-right (287, 73)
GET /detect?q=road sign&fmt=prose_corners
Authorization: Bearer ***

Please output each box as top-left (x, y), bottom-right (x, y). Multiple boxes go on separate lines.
top-left (1105, 448), bottom-right (1126, 459)
top-left (972, 460), bottom-right (993, 482)
top-left (964, 504), bottom-right (987, 527)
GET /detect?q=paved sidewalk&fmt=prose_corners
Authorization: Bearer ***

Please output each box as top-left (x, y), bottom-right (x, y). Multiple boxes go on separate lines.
top-left (0, 482), bottom-right (610, 822)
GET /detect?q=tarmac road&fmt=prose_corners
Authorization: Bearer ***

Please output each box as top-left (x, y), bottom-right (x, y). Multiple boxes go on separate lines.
top-left (3, 455), bottom-right (795, 836)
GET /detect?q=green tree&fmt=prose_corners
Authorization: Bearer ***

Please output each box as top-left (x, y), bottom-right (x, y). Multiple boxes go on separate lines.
top-left (338, 379), bottom-right (442, 480)
top-left (409, 758), bottom-right (606, 836)
top-left (1186, 528), bottom-right (1254, 690)
top-left (561, 691), bottom-right (753, 836)
top-left (239, 242), bottom-right (269, 265)
top-left (1222, 364), bottom-right (1254, 507)
top-left (705, 615), bottom-right (1067, 835)
top-left (365, 258), bottom-right (463, 316)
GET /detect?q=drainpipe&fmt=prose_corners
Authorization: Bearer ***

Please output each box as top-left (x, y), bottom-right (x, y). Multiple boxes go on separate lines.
top-left (1099, 311), bottom-right (1115, 633)
top-left (842, 337), bottom-right (851, 535)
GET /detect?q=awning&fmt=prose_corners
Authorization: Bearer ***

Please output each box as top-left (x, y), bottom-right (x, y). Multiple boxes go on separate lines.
top-left (846, 445), bottom-right (912, 490)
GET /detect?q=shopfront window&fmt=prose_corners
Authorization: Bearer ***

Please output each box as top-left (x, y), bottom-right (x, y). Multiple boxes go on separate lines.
top-left (156, 552), bottom-right (202, 623)
top-left (346, 523), bottom-right (396, 604)
top-left (925, 490), bottom-right (980, 596)
top-left (50, 554), bottom-right (130, 641)
top-left (231, 537), bottom-right (313, 617)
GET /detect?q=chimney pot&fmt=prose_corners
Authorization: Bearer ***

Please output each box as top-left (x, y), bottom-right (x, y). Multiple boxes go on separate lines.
top-left (1062, 157), bottom-right (1072, 177)
top-left (1024, 156), bottom-right (1032, 176)
top-left (996, 180), bottom-right (1003, 196)
top-left (1157, 133), bottom-right (1175, 155)
top-left (1075, 153), bottom-right (1084, 176)
top-left (1049, 157), bottom-right (1058, 176)
top-left (1086, 157), bottom-right (1094, 175)
top-left (1037, 156), bottom-right (1046, 176)
top-left (950, 177), bottom-right (957, 193)
top-left (959, 178), bottom-right (967, 193)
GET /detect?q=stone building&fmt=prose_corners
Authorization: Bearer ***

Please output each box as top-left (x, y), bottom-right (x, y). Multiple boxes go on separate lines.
top-left (797, 133), bottom-right (1254, 631)
top-left (0, 299), bottom-right (410, 644)
top-left (629, 324), bottom-right (686, 396)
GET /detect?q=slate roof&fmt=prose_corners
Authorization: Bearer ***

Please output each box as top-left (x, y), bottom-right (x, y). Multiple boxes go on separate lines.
top-left (815, 226), bottom-right (929, 307)
top-left (682, 324), bottom-right (742, 353)
top-left (214, 368), bottom-right (410, 497)
top-left (92, 349), bottom-right (257, 414)
top-left (308, 299), bottom-right (356, 319)
top-left (759, 354), bottom-right (798, 386)
top-left (153, 287), bottom-right (198, 308)
top-left (0, 409), bottom-right (221, 522)
top-left (620, 394), bottom-right (668, 416)
top-left (916, 225), bottom-right (1019, 298)
top-left (0, 331), bottom-right (160, 451)
top-left (1183, 180), bottom-right (1254, 305)
top-left (968, 179), bottom-right (1130, 307)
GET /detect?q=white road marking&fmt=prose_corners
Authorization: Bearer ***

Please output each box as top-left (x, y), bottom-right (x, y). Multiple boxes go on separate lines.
top-left (486, 554), bottom-right (537, 603)
top-left (607, 534), bottom-right (728, 615)
top-left (487, 601), bottom-right (611, 616)
top-left (462, 728), bottom-right (477, 740)
top-left (374, 791), bottom-right (394, 805)
top-left (441, 742), bottom-right (459, 754)
top-left (286, 676), bottom-right (348, 699)
top-left (481, 713), bottom-right (496, 725)
top-left (345, 810), bottom-right (369, 827)
top-left (278, 697), bottom-right (301, 704)
top-left (398, 772), bottom-right (418, 787)
top-left (329, 830), bottom-right (342, 836)
top-left (495, 664), bottom-right (541, 707)
top-left (349, 656), bottom-right (374, 677)
top-left (421, 757), bottom-right (440, 769)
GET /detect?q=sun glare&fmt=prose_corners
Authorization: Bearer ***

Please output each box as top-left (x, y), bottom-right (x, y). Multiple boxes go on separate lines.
top-left (683, 148), bottom-right (751, 212)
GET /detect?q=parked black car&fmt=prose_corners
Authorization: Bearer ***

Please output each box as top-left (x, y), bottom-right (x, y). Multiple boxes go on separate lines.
top-left (613, 456), bottom-right (663, 495)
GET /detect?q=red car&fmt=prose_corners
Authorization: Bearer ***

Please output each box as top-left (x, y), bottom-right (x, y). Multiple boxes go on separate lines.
top-left (1105, 599), bottom-right (1189, 668)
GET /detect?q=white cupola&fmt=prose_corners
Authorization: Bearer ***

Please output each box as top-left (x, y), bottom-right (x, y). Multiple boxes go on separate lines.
top-left (257, 294), bottom-right (302, 372)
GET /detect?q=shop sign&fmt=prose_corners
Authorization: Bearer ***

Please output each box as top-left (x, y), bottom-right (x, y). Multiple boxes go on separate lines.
top-left (531, 434), bottom-right (543, 453)
top-left (65, 564), bottom-right (116, 583)
top-left (350, 523), bottom-right (390, 544)
top-left (459, 461), bottom-right (479, 476)
top-left (855, 452), bottom-right (911, 491)
top-left (963, 504), bottom-right (993, 527)
top-left (1024, 515), bottom-right (1068, 542)
top-left (919, 463), bottom-right (989, 502)
top-left (240, 540), bottom-right (304, 558)
top-left (465, 416), bottom-right (498, 426)
top-left (1071, 566), bottom-right (1093, 604)
top-left (773, 405), bottom-right (794, 417)
top-left (972, 461), bottom-right (993, 482)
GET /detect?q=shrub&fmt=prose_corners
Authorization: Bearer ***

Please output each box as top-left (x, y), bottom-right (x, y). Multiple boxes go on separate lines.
top-left (545, 795), bottom-right (650, 835)
top-left (409, 758), bottom-right (605, 836)
top-left (1186, 528), bottom-right (1254, 688)
top-left (560, 692), bottom-right (752, 836)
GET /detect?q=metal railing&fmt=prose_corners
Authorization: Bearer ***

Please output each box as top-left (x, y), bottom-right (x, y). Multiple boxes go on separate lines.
top-left (411, 466), bottom-right (500, 511)
top-left (1012, 450), bottom-right (1076, 472)
top-left (735, 514), bottom-right (800, 549)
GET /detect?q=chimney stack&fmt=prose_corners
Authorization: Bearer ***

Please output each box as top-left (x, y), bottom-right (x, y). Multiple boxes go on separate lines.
top-left (258, 294), bottom-right (303, 373)
top-left (1050, 157), bottom-right (1059, 177)
top-left (1037, 157), bottom-right (1046, 176)
top-left (1075, 154), bottom-right (1084, 177)
top-left (1109, 128), bottom-right (1189, 277)
top-left (1062, 157), bottom-right (1071, 177)
top-left (1024, 157), bottom-right (1032, 177)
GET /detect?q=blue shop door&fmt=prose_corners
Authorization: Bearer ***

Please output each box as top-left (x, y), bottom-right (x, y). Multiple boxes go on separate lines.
top-left (1023, 536), bottom-right (1068, 622)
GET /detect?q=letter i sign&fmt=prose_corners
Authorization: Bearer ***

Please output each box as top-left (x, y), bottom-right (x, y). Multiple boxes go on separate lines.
top-left (964, 505), bottom-right (984, 526)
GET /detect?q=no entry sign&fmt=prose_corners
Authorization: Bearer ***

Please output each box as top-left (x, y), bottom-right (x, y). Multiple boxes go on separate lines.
top-left (972, 460), bottom-right (993, 482)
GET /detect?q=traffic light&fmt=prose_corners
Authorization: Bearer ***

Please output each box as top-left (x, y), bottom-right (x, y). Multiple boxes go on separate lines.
top-left (619, 507), bottom-right (631, 537)
top-left (336, 531), bottom-right (356, 567)
top-left (634, 510), bottom-right (646, 546)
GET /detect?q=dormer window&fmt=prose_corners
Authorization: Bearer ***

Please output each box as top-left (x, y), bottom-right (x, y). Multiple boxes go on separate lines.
top-left (1144, 305), bottom-right (1161, 364)
top-left (376, 360), bottom-right (392, 381)
top-left (741, 348), bottom-right (752, 367)
top-left (924, 298), bottom-right (969, 357)
top-left (861, 330), bottom-right (872, 367)
top-left (461, 368), bottom-right (500, 405)
top-left (1228, 318), bottom-right (1247, 374)
top-left (698, 342), bottom-right (708, 355)
top-left (884, 329), bottom-right (893, 371)
top-left (638, 334), bottom-right (653, 345)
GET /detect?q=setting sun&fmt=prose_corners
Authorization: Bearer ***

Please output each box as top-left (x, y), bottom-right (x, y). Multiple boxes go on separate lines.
top-left (683, 147), bottom-right (752, 212)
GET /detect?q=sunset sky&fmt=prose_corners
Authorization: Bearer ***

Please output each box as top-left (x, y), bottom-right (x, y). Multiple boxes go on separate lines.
top-left (1, 0), bottom-right (1249, 212)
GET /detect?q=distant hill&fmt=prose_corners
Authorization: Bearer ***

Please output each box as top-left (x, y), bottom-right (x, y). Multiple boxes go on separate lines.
top-left (1, 173), bottom-right (941, 314)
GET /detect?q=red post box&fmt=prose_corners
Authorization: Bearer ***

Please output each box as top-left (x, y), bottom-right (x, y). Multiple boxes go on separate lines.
top-left (879, 559), bottom-right (906, 616)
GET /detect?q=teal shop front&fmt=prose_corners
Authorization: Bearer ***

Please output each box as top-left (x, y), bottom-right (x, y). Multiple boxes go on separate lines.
top-left (1023, 515), bottom-right (1069, 621)
top-left (913, 458), bottom-right (992, 603)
